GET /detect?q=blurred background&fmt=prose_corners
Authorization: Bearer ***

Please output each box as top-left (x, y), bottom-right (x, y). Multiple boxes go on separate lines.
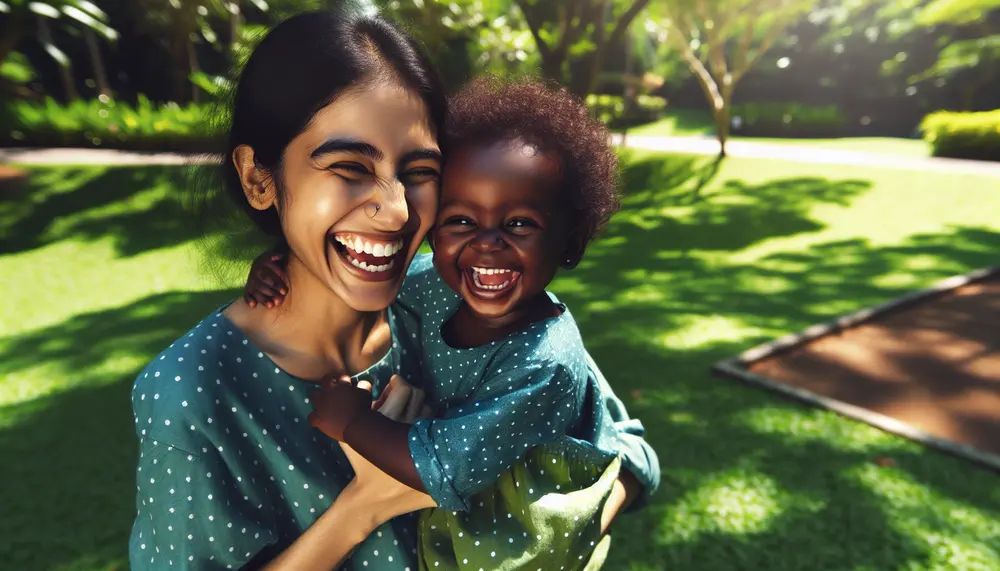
top-left (1, 1), bottom-right (1000, 571)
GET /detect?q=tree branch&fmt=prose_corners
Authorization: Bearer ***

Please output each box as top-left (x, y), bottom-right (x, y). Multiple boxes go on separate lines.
top-left (513, 0), bottom-right (552, 61)
top-left (666, 16), bottom-right (723, 110)
top-left (733, 17), bottom-right (786, 82)
top-left (605, 0), bottom-right (651, 52)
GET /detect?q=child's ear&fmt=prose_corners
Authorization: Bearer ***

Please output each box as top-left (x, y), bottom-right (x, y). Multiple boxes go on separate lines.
top-left (560, 232), bottom-right (587, 270)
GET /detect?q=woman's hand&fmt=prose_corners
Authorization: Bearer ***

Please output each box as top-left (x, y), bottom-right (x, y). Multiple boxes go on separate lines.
top-left (308, 376), bottom-right (374, 441)
top-left (244, 250), bottom-right (288, 308)
top-left (340, 375), bottom-right (437, 522)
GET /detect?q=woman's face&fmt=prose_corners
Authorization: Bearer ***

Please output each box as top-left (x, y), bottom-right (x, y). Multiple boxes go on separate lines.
top-left (273, 81), bottom-right (441, 312)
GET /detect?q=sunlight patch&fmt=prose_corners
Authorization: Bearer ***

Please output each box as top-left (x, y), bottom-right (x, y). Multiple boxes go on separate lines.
top-left (737, 406), bottom-right (912, 453)
top-left (850, 464), bottom-right (1000, 569)
top-left (657, 314), bottom-right (773, 350)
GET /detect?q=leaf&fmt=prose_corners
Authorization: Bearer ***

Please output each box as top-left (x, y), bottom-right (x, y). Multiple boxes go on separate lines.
top-left (62, 5), bottom-right (118, 40)
top-left (247, 0), bottom-right (268, 9)
top-left (41, 41), bottom-right (70, 67)
top-left (28, 2), bottom-right (61, 18)
top-left (917, 0), bottom-right (1000, 26)
top-left (72, 0), bottom-right (109, 21)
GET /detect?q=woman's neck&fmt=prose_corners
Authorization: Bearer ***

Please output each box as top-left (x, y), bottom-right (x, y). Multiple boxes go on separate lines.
top-left (226, 253), bottom-right (389, 381)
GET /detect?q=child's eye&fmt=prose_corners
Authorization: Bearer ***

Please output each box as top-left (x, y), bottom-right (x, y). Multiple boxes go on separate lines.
top-left (442, 215), bottom-right (475, 227)
top-left (506, 218), bottom-right (539, 230)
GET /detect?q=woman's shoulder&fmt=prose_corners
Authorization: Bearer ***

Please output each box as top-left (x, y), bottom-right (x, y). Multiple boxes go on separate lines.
top-left (131, 307), bottom-right (242, 448)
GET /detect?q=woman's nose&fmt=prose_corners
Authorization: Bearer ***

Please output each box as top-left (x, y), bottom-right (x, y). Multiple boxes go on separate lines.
top-left (369, 178), bottom-right (408, 230)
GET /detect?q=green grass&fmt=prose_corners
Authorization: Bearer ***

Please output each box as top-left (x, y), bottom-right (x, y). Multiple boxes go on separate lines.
top-left (625, 109), bottom-right (930, 157)
top-left (2, 156), bottom-right (1000, 570)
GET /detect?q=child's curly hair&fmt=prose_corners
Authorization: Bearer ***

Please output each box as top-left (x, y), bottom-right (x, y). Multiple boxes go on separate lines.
top-left (443, 76), bottom-right (621, 253)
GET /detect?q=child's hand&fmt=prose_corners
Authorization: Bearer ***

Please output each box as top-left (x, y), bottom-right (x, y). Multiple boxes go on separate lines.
top-left (244, 251), bottom-right (288, 308)
top-left (308, 376), bottom-right (374, 441)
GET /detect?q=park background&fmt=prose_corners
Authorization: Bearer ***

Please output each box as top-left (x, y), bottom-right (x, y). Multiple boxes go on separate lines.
top-left (1, 0), bottom-right (1000, 570)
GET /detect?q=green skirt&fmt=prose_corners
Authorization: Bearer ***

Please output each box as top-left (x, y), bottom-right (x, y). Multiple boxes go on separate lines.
top-left (418, 439), bottom-right (621, 571)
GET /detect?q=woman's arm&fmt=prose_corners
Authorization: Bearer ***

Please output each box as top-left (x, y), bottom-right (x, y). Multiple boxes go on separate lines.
top-left (264, 378), bottom-right (436, 570)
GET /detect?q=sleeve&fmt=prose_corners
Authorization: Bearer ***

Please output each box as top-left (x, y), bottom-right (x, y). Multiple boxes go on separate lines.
top-left (129, 437), bottom-right (276, 571)
top-left (407, 359), bottom-right (583, 511)
top-left (585, 350), bottom-right (661, 512)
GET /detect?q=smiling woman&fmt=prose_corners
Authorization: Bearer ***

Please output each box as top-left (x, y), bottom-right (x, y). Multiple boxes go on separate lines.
top-left (129, 8), bottom-right (449, 571)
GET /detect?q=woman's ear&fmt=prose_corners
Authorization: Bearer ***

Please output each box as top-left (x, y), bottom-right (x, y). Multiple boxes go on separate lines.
top-left (232, 144), bottom-right (278, 211)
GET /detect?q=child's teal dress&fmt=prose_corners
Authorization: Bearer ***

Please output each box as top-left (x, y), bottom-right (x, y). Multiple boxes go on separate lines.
top-left (394, 254), bottom-right (641, 571)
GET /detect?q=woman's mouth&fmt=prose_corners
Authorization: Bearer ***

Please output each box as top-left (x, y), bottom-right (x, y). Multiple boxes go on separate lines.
top-left (465, 266), bottom-right (522, 299)
top-left (331, 233), bottom-right (406, 281)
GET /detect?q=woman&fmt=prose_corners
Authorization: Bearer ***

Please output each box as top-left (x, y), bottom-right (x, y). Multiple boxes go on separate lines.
top-left (130, 9), bottom-right (657, 571)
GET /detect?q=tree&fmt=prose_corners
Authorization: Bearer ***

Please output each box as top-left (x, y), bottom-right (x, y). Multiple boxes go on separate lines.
top-left (913, 0), bottom-right (1000, 110)
top-left (658, 0), bottom-right (815, 156)
top-left (511, 0), bottom-right (652, 96)
top-left (0, 0), bottom-right (117, 100)
top-left (133, 0), bottom-right (267, 103)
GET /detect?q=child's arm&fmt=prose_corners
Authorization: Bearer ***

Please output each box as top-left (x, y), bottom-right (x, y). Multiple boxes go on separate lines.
top-left (308, 376), bottom-right (427, 493)
top-left (245, 249), bottom-right (288, 308)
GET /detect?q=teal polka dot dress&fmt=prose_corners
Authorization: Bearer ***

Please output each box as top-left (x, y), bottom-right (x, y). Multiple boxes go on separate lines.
top-left (129, 306), bottom-right (420, 570)
top-left (393, 254), bottom-right (625, 571)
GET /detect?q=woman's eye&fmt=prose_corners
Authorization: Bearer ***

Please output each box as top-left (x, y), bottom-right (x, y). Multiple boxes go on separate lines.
top-left (330, 162), bottom-right (372, 176)
top-left (400, 168), bottom-right (440, 185)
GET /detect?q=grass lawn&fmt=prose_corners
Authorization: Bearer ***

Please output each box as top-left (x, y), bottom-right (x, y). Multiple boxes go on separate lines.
top-left (625, 109), bottom-right (930, 157)
top-left (2, 155), bottom-right (1000, 570)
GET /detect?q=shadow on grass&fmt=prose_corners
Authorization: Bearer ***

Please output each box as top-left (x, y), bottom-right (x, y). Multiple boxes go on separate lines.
top-left (3, 154), bottom-right (1000, 570)
top-left (0, 165), bottom-right (205, 258)
top-left (0, 289), bottom-right (237, 571)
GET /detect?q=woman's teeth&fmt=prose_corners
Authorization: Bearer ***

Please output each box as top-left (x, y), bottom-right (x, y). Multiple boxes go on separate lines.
top-left (350, 257), bottom-right (395, 273)
top-left (334, 236), bottom-right (404, 257)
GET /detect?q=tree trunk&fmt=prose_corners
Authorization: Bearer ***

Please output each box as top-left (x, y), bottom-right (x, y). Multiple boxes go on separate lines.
top-left (38, 16), bottom-right (78, 102)
top-left (187, 39), bottom-right (201, 104)
top-left (0, 13), bottom-right (26, 69)
top-left (83, 28), bottom-right (111, 97)
top-left (541, 53), bottom-right (564, 86)
top-left (230, 0), bottom-right (241, 59)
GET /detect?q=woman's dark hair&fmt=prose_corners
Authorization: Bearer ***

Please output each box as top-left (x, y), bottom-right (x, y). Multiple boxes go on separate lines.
top-left (191, 7), bottom-right (446, 280)
top-left (226, 9), bottom-right (447, 236)
top-left (443, 76), bottom-right (620, 256)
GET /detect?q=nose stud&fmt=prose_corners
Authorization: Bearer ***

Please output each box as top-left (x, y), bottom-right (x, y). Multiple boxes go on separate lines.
top-left (366, 202), bottom-right (381, 218)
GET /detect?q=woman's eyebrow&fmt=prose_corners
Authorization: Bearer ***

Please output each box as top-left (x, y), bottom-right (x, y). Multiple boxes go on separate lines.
top-left (399, 148), bottom-right (443, 166)
top-left (310, 138), bottom-right (384, 161)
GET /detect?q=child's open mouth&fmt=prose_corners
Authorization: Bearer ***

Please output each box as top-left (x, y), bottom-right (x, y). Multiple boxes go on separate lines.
top-left (465, 266), bottom-right (522, 298)
top-left (331, 233), bottom-right (406, 281)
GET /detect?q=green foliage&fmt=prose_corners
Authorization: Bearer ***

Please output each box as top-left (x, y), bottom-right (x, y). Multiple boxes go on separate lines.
top-left (917, 0), bottom-right (1000, 25)
top-left (732, 102), bottom-right (847, 138)
top-left (0, 96), bottom-right (217, 151)
top-left (586, 93), bottom-right (667, 127)
top-left (0, 51), bottom-right (35, 83)
top-left (920, 108), bottom-right (1000, 161)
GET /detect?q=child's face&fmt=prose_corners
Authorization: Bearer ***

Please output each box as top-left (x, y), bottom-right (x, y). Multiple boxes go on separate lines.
top-left (431, 139), bottom-right (570, 321)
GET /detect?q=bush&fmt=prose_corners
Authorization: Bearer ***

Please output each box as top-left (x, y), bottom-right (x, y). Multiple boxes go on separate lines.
top-left (920, 109), bottom-right (1000, 162)
top-left (586, 94), bottom-right (667, 128)
top-left (0, 96), bottom-right (220, 152)
top-left (731, 102), bottom-right (847, 138)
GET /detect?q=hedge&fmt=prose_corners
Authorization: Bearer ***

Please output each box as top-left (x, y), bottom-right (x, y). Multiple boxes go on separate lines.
top-left (730, 102), bottom-right (847, 138)
top-left (920, 109), bottom-right (1000, 162)
top-left (0, 96), bottom-right (220, 152)
top-left (586, 94), bottom-right (667, 128)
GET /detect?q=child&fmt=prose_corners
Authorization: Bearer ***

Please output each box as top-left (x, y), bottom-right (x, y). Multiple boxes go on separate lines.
top-left (246, 77), bottom-right (649, 570)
